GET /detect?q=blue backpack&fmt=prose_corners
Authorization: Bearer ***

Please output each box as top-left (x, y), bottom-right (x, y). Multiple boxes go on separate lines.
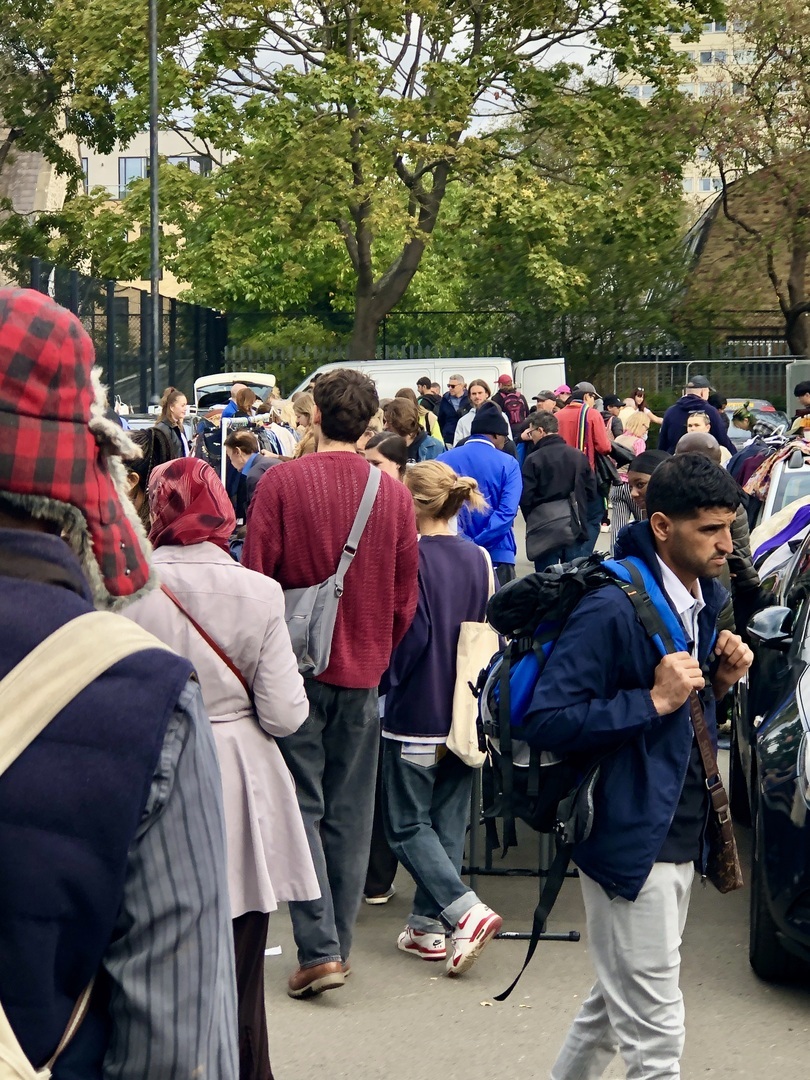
top-left (477, 553), bottom-right (692, 999)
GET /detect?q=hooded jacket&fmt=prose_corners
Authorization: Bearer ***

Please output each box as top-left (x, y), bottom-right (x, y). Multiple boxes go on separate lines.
top-left (658, 395), bottom-right (736, 454)
top-left (522, 521), bottom-right (727, 900)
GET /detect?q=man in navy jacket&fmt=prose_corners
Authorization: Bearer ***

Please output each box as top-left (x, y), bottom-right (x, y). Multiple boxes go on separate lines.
top-left (658, 376), bottom-right (736, 454)
top-left (524, 454), bottom-right (752, 1080)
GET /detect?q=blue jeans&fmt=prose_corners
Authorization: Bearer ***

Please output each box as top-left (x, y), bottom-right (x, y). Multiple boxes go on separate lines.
top-left (381, 740), bottom-right (479, 933)
top-left (278, 679), bottom-right (379, 968)
top-left (579, 494), bottom-right (605, 556)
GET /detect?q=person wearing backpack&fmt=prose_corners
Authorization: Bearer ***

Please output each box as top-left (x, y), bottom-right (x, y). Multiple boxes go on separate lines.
top-left (381, 461), bottom-right (503, 975)
top-left (0, 288), bottom-right (237, 1078)
top-left (492, 374), bottom-right (530, 437)
top-left (522, 454), bottom-right (752, 1080)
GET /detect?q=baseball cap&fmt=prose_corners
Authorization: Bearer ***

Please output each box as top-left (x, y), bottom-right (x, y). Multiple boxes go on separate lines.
top-left (603, 394), bottom-right (622, 409)
top-left (573, 381), bottom-right (601, 398)
top-left (533, 391), bottom-right (557, 402)
top-left (685, 375), bottom-right (712, 389)
top-left (471, 401), bottom-right (510, 437)
top-left (497, 374), bottom-right (513, 386)
top-left (553, 384), bottom-right (571, 396)
top-left (0, 288), bottom-right (152, 605)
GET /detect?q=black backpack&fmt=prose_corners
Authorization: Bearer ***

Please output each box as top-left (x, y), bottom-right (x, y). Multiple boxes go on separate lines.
top-left (476, 554), bottom-right (679, 999)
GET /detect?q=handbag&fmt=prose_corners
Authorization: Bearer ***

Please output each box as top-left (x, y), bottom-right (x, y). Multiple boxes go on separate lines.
top-left (447, 549), bottom-right (498, 768)
top-left (0, 611), bottom-right (173, 1079)
top-left (284, 464), bottom-right (381, 676)
top-left (160, 583), bottom-right (253, 702)
top-left (525, 495), bottom-right (582, 561)
top-left (688, 690), bottom-right (744, 893)
top-left (595, 451), bottom-right (622, 490)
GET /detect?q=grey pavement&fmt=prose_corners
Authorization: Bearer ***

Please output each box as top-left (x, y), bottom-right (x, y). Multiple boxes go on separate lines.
top-left (263, 517), bottom-right (809, 1079)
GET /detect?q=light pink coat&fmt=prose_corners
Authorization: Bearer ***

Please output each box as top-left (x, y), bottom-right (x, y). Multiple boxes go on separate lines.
top-left (125, 542), bottom-right (319, 918)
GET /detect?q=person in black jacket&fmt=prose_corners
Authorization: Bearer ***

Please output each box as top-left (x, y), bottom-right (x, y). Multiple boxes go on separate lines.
top-left (154, 386), bottom-right (190, 457)
top-left (520, 413), bottom-right (596, 571)
top-left (436, 374), bottom-right (471, 445)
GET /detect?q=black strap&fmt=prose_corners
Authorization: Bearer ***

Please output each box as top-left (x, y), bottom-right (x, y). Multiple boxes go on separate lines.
top-left (493, 840), bottom-right (574, 1001)
top-left (497, 643), bottom-right (518, 853)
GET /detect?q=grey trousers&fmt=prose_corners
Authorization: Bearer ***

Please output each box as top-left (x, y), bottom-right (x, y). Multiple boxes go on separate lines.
top-left (551, 862), bottom-right (694, 1080)
top-left (277, 679), bottom-right (379, 969)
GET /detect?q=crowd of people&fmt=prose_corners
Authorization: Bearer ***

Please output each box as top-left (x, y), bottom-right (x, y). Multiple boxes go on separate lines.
top-left (0, 287), bottom-right (768, 1080)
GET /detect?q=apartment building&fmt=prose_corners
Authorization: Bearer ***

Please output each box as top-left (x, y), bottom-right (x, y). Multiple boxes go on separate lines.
top-left (624, 20), bottom-right (749, 207)
top-left (78, 129), bottom-right (218, 297)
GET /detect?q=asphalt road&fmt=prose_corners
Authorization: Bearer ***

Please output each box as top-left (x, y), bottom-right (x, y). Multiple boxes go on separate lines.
top-left (263, 519), bottom-right (810, 1079)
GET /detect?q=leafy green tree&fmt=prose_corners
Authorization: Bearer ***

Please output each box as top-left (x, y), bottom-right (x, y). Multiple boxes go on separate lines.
top-left (110, 0), bottom-right (719, 356)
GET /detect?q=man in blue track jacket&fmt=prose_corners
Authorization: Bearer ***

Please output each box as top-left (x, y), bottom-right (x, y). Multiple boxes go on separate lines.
top-left (439, 401), bottom-right (522, 586)
top-left (523, 454), bottom-right (752, 1080)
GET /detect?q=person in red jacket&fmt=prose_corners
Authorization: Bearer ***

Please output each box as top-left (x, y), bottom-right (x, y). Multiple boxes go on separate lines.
top-left (556, 381), bottom-right (613, 552)
top-left (243, 368), bottom-right (419, 1001)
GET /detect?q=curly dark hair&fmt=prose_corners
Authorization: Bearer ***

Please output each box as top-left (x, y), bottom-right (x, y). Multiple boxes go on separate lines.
top-left (313, 369), bottom-right (379, 442)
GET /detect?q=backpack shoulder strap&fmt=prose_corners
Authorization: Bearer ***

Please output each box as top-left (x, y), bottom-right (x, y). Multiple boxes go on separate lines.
top-left (0, 611), bottom-right (174, 1077)
top-left (601, 556), bottom-right (686, 656)
top-left (0, 611), bottom-right (174, 780)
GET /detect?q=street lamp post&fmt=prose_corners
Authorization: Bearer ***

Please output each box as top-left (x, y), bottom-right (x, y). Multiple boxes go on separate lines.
top-left (148, 0), bottom-right (160, 399)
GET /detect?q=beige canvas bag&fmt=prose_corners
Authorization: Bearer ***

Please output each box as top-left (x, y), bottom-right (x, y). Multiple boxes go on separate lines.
top-left (0, 612), bottom-right (174, 1079)
top-left (447, 549), bottom-right (498, 768)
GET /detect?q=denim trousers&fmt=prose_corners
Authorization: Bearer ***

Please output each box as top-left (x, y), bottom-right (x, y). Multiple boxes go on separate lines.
top-left (277, 679), bottom-right (379, 968)
top-left (533, 545), bottom-right (583, 573)
top-left (381, 740), bottom-right (479, 933)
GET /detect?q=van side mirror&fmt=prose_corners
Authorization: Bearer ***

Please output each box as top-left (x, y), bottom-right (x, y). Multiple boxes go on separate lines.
top-left (747, 606), bottom-right (794, 652)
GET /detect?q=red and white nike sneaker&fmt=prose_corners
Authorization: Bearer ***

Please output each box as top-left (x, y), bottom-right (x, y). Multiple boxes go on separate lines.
top-left (397, 926), bottom-right (447, 961)
top-left (446, 903), bottom-right (502, 977)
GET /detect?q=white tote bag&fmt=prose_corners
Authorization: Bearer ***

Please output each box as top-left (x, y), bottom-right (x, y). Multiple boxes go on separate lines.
top-left (447, 549), bottom-right (498, 768)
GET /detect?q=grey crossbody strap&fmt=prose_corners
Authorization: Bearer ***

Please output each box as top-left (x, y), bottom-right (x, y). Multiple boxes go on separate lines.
top-left (334, 465), bottom-right (382, 597)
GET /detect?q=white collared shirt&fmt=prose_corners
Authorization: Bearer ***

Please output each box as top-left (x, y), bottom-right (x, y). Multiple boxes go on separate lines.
top-left (655, 556), bottom-right (705, 658)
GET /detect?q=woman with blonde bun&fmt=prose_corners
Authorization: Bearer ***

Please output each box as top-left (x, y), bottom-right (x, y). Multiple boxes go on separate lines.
top-left (381, 461), bottom-right (503, 978)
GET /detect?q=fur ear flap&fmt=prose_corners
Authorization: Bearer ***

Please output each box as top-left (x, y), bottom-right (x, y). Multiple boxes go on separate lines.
top-left (89, 368), bottom-right (143, 461)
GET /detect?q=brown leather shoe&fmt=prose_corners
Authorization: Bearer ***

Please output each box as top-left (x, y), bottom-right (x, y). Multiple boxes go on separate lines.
top-left (287, 961), bottom-right (345, 1000)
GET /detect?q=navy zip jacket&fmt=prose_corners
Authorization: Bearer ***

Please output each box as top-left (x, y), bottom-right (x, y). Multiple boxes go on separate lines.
top-left (658, 395), bottom-right (736, 454)
top-left (522, 521), bottom-right (726, 900)
top-left (437, 391), bottom-right (471, 444)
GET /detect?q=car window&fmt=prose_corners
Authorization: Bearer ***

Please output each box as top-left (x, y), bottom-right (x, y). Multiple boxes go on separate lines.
top-left (771, 469), bottom-right (810, 515)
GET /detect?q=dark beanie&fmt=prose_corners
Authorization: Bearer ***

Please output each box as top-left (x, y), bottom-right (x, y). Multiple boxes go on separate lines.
top-left (628, 449), bottom-right (670, 476)
top-left (471, 401), bottom-right (510, 437)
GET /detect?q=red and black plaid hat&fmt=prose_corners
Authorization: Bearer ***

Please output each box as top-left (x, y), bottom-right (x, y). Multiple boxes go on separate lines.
top-left (0, 288), bottom-right (150, 598)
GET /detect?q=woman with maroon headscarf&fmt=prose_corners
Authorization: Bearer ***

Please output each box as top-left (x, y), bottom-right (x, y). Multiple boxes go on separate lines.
top-left (125, 458), bottom-right (319, 1080)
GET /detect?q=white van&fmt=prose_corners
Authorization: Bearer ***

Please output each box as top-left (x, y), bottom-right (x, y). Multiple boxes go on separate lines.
top-left (194, 371), bottom-right (277, 412)
top-left (289, 357), bottom-right (566, 403)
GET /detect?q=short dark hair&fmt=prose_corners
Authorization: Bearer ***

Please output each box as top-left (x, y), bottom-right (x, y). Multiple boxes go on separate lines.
top-left (645, 454), bottom-right (740, 519)
top-left (795, 381), bottom-right (810, 398)
top-left (313, 369), bottom-right (379, 442)
top-left (530, 412), bottom-right (558, 434)
top-left (416, 376), bottom-right (432, 389)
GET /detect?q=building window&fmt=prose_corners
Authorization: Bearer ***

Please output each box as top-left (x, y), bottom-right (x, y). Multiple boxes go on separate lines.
top-left (699, 178), bottom-right (713, 192)
top-left (81, 158), bottom-right (88, 195)
top-left (626, 85), bottom-right (640, 98)
top-left (733, 81), bottom-right (745, 95)
top-left (699, 83), bottom-right (714, 97)
top-left (640, 84), bottom-right (655, 100)
top-left (166, 153), bottom-right (213, 176)
top-left (118, 157), bottom-right (147, 200)
top-left (682, 178), bottom-right (694, 193)
top-left (714, 49), bottom-right (726, 63)
top-left (678, 83), bottom-right (695, 95)
top-left (700, 50), bottom-right (713, 64)
top-left (734, 49), bottom-right (755, 63)
top-left (703, 20), bottom-right (726, 32)
top-left (712, 177), bottom-right (723, 191)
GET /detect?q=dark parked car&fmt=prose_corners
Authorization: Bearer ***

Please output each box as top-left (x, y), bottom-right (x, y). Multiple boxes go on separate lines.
top-left (733, 532), bottom-right (810, 981)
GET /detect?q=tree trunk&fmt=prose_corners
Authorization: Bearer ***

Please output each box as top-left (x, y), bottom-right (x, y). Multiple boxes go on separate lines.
top-left (786, 310), bottom-right (810, 357)
top-left (348, 292), bottom-right (381, 360)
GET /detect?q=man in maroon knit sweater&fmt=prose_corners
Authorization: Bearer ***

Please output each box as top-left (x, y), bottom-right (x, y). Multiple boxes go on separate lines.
top-left (244, 369), bottom-right (419, 999)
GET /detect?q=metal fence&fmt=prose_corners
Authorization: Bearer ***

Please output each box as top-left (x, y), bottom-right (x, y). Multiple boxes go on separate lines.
top-left (23, 258), bottom-right (226, 411)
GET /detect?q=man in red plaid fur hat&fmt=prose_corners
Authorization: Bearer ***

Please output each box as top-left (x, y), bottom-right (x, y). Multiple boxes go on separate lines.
top-left (0, 289), bottom-right (238, 1077)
